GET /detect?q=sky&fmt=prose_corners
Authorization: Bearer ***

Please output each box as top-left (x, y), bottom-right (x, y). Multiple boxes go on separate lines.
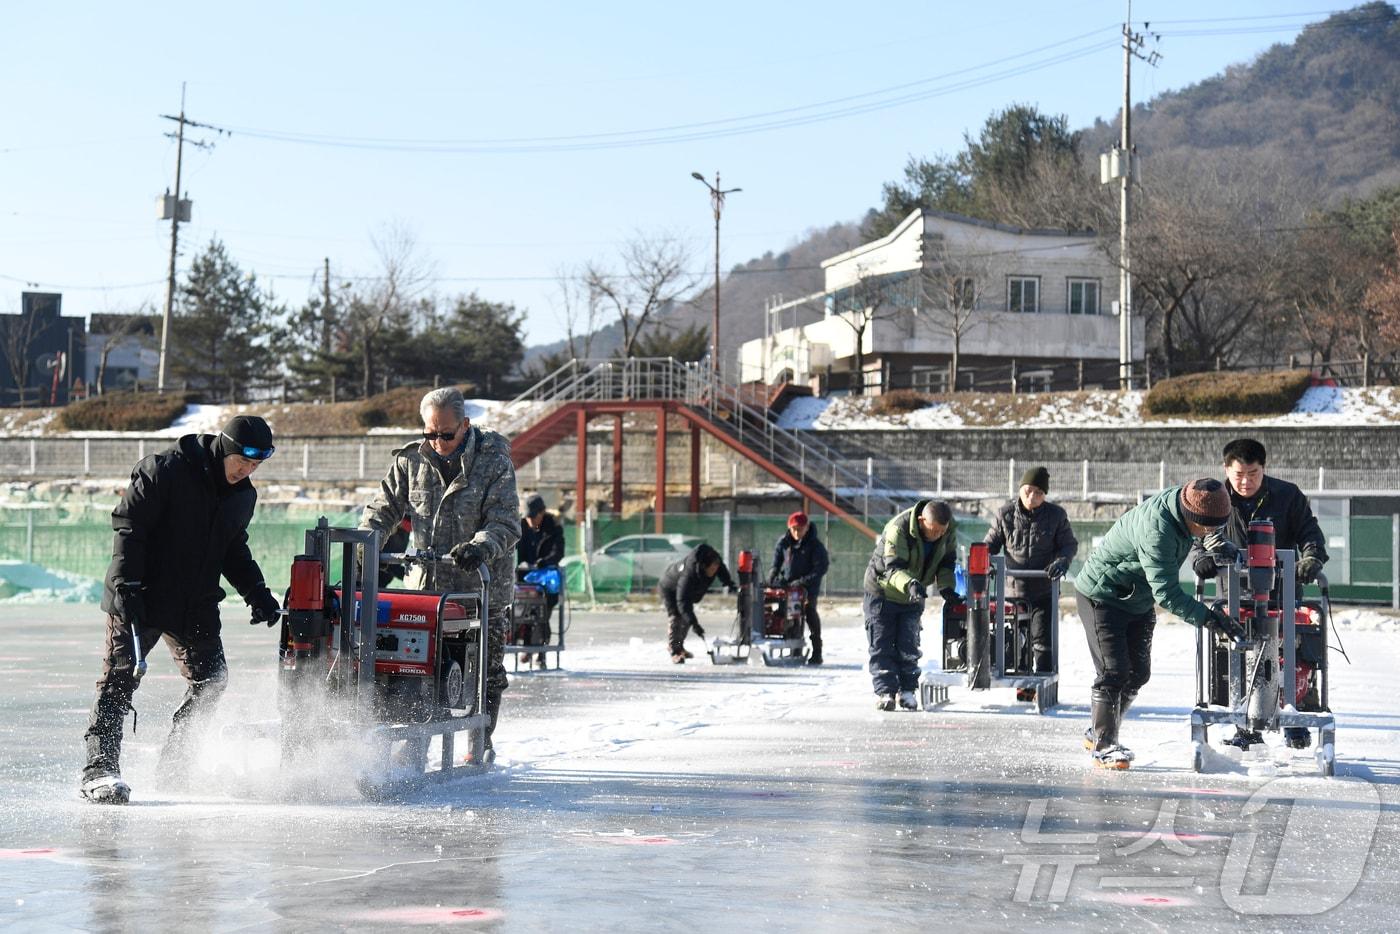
top-left (0, 2), bottom-right (1369, 348)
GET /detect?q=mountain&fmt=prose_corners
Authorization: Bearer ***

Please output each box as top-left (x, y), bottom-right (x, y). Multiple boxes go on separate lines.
top-left (524, 3), bottom-right (1400, 371)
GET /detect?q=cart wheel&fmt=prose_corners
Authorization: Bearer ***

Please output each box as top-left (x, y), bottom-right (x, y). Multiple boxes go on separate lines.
top-left (439, 660), bottom-right (463, 709)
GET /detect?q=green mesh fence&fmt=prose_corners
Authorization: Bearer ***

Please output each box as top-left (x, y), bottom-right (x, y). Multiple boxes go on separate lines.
top-left (0, 504), bottom-right (1391, 604)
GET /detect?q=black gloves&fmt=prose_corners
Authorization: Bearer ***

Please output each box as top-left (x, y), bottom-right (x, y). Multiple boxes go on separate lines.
top-left (1205, 607), bottom-right (1246, 643)
top-left (112, 580), bottom-right (147, 629)
top-left (1193, 541), bottom-right (1239, 579)
top-left (1191, 553), bottom-right (1219, 580)
top-left (1045, 557), bottom-right (1070, 580)
top-left (248, 587), bottom-right (281, 627)
top-left (1297, 556), bottom-right (1323, 585)
top-left (905, 580), bottom-right (927, 601)
top-left (449, 541), bottom-right (488, 572)
top-left (938, 587), bottom-right (958, 604)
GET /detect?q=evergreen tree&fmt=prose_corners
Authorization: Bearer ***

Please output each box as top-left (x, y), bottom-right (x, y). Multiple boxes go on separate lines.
top-left (170, 239), bottom-right (277, 401)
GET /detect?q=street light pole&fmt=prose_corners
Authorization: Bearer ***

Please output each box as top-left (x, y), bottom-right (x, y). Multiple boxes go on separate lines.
top-left (691, 171), bottom-right (741, 377)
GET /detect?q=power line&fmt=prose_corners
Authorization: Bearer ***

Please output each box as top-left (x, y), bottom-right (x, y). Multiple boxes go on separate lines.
top-left (200, 31), bottom-right (1121, 154)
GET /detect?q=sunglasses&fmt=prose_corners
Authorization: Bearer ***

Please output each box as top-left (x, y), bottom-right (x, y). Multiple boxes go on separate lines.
top-left (221, 432), bottom-right (275, 460)
top-left (422, 428), bottom-right (461, 441)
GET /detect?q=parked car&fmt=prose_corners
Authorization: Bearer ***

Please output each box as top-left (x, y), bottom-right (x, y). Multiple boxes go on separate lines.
top-left (561, 534), bottom-right (706, 592)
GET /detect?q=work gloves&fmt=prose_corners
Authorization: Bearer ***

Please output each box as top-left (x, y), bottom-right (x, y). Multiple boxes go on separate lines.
top-left (939, 587), bottom-right (959, 604)
top-left (1192, 540), bottom-right (1240, 580)
top-left (449, 541), bottom-right (488, 573)
top-left (1205, 606), bottom-right (1247, 643)
top-left (112, 580), bottom-right (147, 629)
top-left (248, 587), bottom-right (281, 627)
top-left (905, 580), bottom-right (927, 602)
top-left (1296, 556), bottom-right (1324, 586)
top-left (1045, 557), bottom-right (1071, 580)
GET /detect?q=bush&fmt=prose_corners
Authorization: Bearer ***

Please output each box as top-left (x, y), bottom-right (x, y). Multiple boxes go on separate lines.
top-left (58, 391), bottom-right (196, 432)
top-left (354, 384), bottom-right (474, 428)
top-left (1143, 369), bottom-right (1314, 418)
top-left (869, 389), bottom-right (935, 416)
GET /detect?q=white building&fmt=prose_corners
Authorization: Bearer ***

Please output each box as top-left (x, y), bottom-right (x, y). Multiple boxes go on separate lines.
top-left (740, 209), bottom-right (1143, 393)
top-left (83, 313), bottom-right (159, 393)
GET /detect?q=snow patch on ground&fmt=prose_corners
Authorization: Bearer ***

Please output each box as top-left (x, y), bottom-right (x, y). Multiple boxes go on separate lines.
top-left (0, 560), bottom-right (101, 603)
top-left (779, 386), bottom-right (1400, 431)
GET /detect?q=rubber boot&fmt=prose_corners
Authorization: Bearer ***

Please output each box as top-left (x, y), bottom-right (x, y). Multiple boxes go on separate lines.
top-left (807, 635), bottom-right (823, 666)
top-left (1089, 689), bottom-right (1121, 751)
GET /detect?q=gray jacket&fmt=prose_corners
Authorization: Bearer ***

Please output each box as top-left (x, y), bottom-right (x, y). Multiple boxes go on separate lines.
top-left (360, 426), bottom-right (520, 620)
top-left (983, 498), bottom-right (1078, 599)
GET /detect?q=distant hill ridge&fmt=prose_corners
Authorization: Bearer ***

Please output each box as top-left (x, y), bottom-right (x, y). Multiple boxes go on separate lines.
top-left (526, 3), bottom-right (1400, 367)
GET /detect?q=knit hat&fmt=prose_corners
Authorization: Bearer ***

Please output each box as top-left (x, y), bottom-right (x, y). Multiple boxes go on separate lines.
top-left (525, 494), bottom-right (547, 518)
top-left (1180, 478), bottom-right (1231, 528)
top-left (217, 415), bottom-right (275, 460)
top-left (787, 511), bottom-right (809, 527)
top-left (1019, 466), bottom-right (1050, 495)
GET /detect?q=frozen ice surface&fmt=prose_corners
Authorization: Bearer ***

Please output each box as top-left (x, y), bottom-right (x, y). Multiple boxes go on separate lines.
top-left (2, 603), bottom-right (1399, 932)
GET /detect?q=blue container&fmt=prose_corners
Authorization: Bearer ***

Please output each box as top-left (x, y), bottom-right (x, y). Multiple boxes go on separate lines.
top-left (524, 567), bottom-right (563, 595)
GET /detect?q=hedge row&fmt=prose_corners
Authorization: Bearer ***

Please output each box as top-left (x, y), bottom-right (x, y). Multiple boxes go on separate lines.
top-left (354, 384), bottom-right (474, 428)
top-left (1142, 368), bottom-right (1314, 417)
top-left (58, 391), bottom-right (196, 432)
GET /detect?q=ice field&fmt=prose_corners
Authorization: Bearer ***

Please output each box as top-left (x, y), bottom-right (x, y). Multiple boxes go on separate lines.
top-left (2, 600), bottom-right (1400, 932)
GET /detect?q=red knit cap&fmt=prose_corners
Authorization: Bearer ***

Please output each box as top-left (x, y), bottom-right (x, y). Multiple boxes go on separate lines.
top-left (787, 511), bottom-right (809, 527)
top-left (1180, 478), bottom-right (1231, 527)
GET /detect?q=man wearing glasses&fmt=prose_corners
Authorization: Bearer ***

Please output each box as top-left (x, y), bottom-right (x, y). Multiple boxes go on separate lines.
top-left (360, 387), bottom-right (519, 761)
top-left (80, 415), bottom-right (282, 804)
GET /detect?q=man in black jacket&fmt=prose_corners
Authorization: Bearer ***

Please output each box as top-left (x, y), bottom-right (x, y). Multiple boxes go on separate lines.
top-left (658, 542), bottom-right (736, 663)
top-left (983, 466), bottom-right (1078, 678)
top-left (516, 494), bottom-right (566, 666)
top-left (79, 416), bottom-right (282, 804)
top-left (1190, 437), bottom-right (1330, 750)
top-left (769, 511), bottom-right (830, 665)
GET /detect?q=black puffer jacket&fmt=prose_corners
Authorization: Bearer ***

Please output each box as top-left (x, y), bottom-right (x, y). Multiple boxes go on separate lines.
top-left (982, 498), bottom-right (1078, 599)
top-left (658, 543), bottom-right (735, 612)
top-left (1191, 474), bottom-right (1329, 570)
top-left (518, 513), bottom-right (566, 567)
top-left (102, 433), bottom-right (266, 638)
top-left (770, 528), bottom-right (830, 597)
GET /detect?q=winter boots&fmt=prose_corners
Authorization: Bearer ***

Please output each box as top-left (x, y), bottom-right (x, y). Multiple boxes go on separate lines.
top-left (1284, 727), bottom-right (1312, 749)
top-left (875, 694), bottom-right (896, 711)
top-left (80, 774), bottom-right (131, 805)
top-left (1086, 688), bottom-right (1134, 769)
top-left (898, 691), bottom-right (919, 711)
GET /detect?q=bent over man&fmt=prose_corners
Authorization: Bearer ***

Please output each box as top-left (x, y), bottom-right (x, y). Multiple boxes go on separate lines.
top-left (81, 415), bottom-right (281, 804)
top-left (360, 387), bottom-right (519, 758)
top-left (658, 542), bottom-right (735, 663)
top-left (864, 500), bottom-right (958, 712)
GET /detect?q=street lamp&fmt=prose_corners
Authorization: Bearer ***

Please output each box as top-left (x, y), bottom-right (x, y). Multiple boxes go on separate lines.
top-left (691, 170), bottom-right (741, 377)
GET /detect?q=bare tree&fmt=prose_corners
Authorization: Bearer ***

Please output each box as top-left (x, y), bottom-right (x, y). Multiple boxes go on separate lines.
top-left (584, 234), bottom-right (696, 359)
top-left (553, 265), bottom-right (602, 361)
top-left (346, 222), bottom-right (435, 397)
top-left (0, 302), bottom-right (56, 406)
top-left (826, 265), bottom-right (907, 395)
top-left (915, 233), bottom-right (995, 391)
top-left (92, 310), bottom-right (156, 395)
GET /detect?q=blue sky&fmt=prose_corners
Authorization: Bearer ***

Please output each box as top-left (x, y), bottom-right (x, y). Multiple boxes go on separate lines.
top-left (0, 2), bottom-right (1362, 346)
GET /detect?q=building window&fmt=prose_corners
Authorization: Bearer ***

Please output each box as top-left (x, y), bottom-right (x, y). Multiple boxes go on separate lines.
top-left (952, 277), bottom-right (975, 310)
top-left (1068, 279), bottom-right (1100, 315)
top-left (1008, 277), bottom-right (1039, 313)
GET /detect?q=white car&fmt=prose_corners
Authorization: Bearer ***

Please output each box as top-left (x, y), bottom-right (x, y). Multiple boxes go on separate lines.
top-left (561, 534), bottom-right (706, 590)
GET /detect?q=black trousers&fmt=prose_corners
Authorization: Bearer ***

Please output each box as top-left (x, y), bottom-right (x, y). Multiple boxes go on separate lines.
top-left (660, 585), bottom-right (698, 654)
top-left (1075, 592), bottom-right (1155, 699)
top-left (1022, 592), bottom-right (1053, 673)
top-left (82, 613), bottom-right (228, 782)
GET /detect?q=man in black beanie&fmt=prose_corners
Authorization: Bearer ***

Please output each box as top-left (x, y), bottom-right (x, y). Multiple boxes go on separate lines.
top-left (983, 466), bottom-right (1077, 689)
top-left (80, 414), bottom-right (282, 804)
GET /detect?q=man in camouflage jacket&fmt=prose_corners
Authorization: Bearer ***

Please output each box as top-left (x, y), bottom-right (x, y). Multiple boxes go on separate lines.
top-left (360, 388), bottom-right (520, 752)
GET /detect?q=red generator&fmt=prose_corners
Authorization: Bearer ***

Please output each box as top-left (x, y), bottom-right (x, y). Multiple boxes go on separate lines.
top-left (278, 520), bottom-right (491, 795)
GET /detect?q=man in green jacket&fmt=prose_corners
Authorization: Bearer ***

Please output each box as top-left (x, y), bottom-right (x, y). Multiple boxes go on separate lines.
top-left (1074, 479), bottom-right (1245, 769)
top-left (863, 500), bottom-right (958, 711)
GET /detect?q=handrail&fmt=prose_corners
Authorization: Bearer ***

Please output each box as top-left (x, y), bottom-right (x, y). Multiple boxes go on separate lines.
top-left (501, 356), bottom-right (907, 524)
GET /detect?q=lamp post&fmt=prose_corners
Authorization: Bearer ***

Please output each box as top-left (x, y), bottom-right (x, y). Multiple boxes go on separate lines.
top-left (691, 171), bottom-right (741, 377)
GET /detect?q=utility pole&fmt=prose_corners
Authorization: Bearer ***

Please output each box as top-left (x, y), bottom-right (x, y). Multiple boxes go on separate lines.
top-left (156, 83), bottom-right (223, 391)
top-left (321, 257), bottom-right (333, 355)
top-left (691, 171), bottom-right (742, 377)
top-left (1100, 2), bottom-right (1159, 390)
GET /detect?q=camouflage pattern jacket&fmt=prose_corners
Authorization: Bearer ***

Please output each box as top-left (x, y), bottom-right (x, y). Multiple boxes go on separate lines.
top-left (360, 426), bottom-right (520, 620)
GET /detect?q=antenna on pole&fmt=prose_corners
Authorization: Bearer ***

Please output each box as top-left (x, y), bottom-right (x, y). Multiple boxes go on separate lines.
top-left (155, 82), bottom-right (227, 392)
top-left (1099, 1), bottom-right (1161, 391)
